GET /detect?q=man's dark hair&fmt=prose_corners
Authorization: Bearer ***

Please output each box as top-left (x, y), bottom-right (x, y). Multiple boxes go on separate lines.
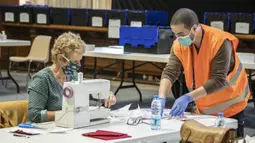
top-left (170, 8), bottom-right (199, 29)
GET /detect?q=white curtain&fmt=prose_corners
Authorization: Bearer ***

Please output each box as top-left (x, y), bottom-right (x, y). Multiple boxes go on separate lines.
top-left (30, 0), bottom-right (112, 9)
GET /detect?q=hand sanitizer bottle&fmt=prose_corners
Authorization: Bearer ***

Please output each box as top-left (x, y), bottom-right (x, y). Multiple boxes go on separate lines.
top-left (1, 31), bottom-right (7, 41)
top-left (214, 112), bottom-right (227, 128)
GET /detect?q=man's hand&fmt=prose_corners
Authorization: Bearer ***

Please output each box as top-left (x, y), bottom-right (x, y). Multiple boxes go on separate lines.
top-left (170, 93), bottom-right (194, 117)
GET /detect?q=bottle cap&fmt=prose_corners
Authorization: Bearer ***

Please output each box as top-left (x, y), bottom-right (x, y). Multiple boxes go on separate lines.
top-left (154, 95), bottom-right (158, 99)
top-left (218, 112), bottom-right (224, 117)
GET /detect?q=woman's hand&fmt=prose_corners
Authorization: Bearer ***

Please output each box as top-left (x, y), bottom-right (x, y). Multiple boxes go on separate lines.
top-left (104, 91), bottom-right (117, 108)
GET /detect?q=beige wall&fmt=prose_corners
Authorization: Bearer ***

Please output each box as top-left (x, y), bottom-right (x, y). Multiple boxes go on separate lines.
top-left (30, 0), bottom-right (112, 9)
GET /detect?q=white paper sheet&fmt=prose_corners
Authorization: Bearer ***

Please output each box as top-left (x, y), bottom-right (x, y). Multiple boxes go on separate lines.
top-left (86, 44), bottom-right (95, 51)
top-left (48, 127), bottom-right (73, 133)
top-left (37, 14), bottom-right (47, 24)
top-left (8, 127), bottom-right (47, 135)
top-left (235, 22), bottom-right (249, 34)
top-left (161, 119), bottom-right (183, 131)
top-left (109, 19), bottom-right (121, 27)
top-left (110, 103), bottom-right (132, 117)
top-left (210, 21), bottom-right (224, 30)
top-left (108, 19), bottom-right (121, 38)
top-left (111, 106), bottom-right (219, 124)
top-left (92, 16), bottom-right (103, 27)
top-left (20, 13), bottom-right (29, 23)
top-left (5, 12), bottom-right (14, 22)
top-left (108, 27), bottom-right (120, 38)
top-left (130, 21), bottom-right (142, 27)
top-left (8, 126), bottom-right (73, 135)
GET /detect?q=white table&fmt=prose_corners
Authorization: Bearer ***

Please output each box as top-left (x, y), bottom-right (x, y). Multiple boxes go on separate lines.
top-left (84, 46), bottom-right (169, 63)
top-left (0, 112), bottom-right (238, 143)
top-left (0, 39), bottom-right (31, 93)
top-left (237, 52), bottom-right (255, 70)
top-left (0, 39), bottom-right (31, 47)
top-left (84, 47), bottom-right (255, 68)
top-left (237, 52), bottom-right (255, 106)
top-left (84, 46), bottom-right (169, 102)
top-left (83, 46), bottom-right (255, 102)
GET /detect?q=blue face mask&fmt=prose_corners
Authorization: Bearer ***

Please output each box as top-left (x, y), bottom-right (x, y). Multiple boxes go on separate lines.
top-left (177, 32), bottom-right (193, 46)
top-left (61, 56), bottom-right (81, 81)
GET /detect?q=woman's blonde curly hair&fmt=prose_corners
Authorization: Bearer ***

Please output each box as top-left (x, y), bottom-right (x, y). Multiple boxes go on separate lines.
top-left (51, 32), bottom-right (86, 63)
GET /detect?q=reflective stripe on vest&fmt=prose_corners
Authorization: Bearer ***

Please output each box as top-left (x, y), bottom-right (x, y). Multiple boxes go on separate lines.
top-left (200, 83), bottom-right (249, 115)
top-left (188, 63), bottom-right (243, 92)
top-left (228, 63), bottom-right (243, 86)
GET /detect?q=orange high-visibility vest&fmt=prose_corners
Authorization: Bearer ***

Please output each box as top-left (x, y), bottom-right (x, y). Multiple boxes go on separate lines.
top-left (173, 24), bottom-right (250, 117)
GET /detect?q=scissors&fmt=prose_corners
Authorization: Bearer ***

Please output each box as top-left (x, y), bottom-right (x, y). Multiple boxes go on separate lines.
top-left (18, 123), bottom-right (44, 129)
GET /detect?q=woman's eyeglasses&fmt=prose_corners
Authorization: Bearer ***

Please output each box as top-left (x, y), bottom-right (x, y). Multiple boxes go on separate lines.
top-left (126, 117), bottom-right (151, 126)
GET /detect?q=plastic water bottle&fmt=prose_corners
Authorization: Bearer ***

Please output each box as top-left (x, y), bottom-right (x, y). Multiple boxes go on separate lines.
top-left (151, 95), bottom-right (161, 130)
top-left (214, 112), bottom-right (227, 128)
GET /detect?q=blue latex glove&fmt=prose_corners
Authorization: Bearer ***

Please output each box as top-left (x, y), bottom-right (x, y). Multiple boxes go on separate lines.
top-left (158, 97), bottom-right (166, 116)
top-left (170, 94), bottom-right (194, 117)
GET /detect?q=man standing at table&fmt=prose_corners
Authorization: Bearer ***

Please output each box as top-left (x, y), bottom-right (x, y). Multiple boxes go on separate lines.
top-left (157, 8), bottom-right (250, 137)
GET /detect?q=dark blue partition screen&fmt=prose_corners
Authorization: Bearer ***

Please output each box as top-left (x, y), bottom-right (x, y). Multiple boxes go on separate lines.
top-left (112, 0), bottom-right (254, 23)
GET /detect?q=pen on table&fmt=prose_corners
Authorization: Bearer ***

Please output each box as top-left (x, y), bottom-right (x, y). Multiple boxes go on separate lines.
top-left (13, 134), bottom-right (30, 138)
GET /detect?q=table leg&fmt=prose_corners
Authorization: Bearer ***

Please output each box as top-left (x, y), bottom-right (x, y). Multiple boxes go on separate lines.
top-left (7, 47), bottom-right (19, 93)
top-left (114, 60), bottom-right (143, 102)
top-left (114, 60), bottom-right (125, 95)
top-left (93, 57), bottom-right (97, 79)
top-left (132, 61), bottom-right (142, 102)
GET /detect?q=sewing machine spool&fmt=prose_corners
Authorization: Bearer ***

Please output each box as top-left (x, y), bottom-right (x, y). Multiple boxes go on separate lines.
top-left (63, 86), bottom-right (74, 98)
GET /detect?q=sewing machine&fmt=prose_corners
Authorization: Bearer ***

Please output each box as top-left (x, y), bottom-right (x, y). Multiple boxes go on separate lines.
top-left (55, 73), bottom-right (111, 128)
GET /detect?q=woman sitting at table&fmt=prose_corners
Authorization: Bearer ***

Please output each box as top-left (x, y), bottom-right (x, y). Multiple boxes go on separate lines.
top-left (28, 32), bottom-right (116, 123)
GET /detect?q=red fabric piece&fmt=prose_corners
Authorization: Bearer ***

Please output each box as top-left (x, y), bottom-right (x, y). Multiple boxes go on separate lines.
top-left (82, 130), bottom-right (131, 141)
